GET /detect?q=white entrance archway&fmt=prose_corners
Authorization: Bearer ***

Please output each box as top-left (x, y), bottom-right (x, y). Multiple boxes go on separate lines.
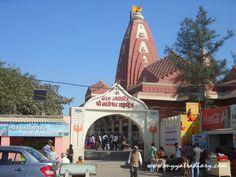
top-left (70, 83), bottom-right (159, 161)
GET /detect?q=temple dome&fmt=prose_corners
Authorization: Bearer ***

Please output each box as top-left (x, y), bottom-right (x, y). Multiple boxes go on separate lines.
top-left (132, 12), bottom-right (144, 20)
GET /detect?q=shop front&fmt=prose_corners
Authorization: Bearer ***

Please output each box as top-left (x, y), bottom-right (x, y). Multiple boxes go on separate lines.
top-left (202, 105), bottom-right (235, 154)
top-left (201, 105), bottom-right (236, 177)
top-left (205, 129), bottom-right (233, 154)
top-left (0, 115), bottom-right (69, 157)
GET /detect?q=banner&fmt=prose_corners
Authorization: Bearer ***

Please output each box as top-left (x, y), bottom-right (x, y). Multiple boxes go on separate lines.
top-left (202, 106), bottom-right (229, 131)
top-left (181, 114), bottom-right (199, 145)
top-left (186, 102), bottom-right (199, 115)
top-left (0, 123), bottom-right (69, 137)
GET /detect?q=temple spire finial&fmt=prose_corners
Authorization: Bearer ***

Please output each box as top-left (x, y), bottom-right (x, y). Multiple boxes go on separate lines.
top-left (130, 5), bottom-right (144, 21)
top-left (132, 5), bottom-right (142, 13)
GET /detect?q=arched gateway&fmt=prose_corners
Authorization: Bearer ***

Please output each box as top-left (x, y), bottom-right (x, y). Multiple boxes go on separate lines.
top-left (70, 83), bottom-right (159, 161)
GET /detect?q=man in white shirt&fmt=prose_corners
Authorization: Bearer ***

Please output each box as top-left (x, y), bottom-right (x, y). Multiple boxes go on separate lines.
top-left (174, 142), bottom-right (182, 166)
top-left (57, 153), bottom-right (70, 176)
top-left (61, 153), bottom-right (70, 163)
top-left (191, 143), bottom-right (203, 177)
top-left (127, 146), bottom-right (142, 177)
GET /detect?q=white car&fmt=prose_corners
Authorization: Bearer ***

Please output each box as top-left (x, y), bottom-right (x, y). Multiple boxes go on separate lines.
top-left (0, 146), bottom-right (59, 177)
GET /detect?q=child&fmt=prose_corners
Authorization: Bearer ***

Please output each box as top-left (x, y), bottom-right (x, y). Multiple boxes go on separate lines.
top-left (76, 156), bottom-right (84, 164)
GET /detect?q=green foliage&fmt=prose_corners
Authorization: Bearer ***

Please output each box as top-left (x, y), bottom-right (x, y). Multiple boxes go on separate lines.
top-left (167, 6), bottom-right (234, 105)
top-left (231, 52), bottom-right (236, 65)
top-left (0, 61), bottom-right (73, 115)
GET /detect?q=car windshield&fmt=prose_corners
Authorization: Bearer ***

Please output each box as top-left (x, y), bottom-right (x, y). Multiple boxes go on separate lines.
top-left (26, 147), bottom-right (48, 161)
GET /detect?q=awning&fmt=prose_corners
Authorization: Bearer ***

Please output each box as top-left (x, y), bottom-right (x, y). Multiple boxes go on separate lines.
top-left (204, 128), bottom-right (234, 135)
top-left (0, 115), bottom-right (66, 124)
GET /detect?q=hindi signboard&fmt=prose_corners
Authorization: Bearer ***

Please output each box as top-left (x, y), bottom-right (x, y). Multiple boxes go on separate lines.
top-left (164, 126), bottom-right (178, 146)
top-left (0, 123), bottom-right (69, 137)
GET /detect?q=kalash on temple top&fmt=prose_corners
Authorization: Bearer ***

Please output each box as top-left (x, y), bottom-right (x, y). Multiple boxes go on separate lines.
top-left (131, 5), bottom-right (144, 20)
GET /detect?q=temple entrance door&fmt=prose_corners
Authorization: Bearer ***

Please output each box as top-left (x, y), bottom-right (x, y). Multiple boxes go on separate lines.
top-left (70, 83), bottom-right (159, 161)
top-left (85, 114), bottom-right (144, 151)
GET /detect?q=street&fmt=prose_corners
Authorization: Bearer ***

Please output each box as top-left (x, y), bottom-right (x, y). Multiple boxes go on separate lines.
top-left (85, 160), bottom-right (211, 177)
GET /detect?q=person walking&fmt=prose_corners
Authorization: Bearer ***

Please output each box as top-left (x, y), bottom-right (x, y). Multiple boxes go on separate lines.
top-left (56, 152), bottom-right (69, 176)
top-left (149, 143), bottom-right (157, 173)
top-left (186, 142), bottom-right (192, 162)
top-left (61, 153), bottom-right (70, 163)
top-left (174, 142), bottom-right (182, 165)
top-left (95, 135), bottom-right (101, 151)
top-left (48, 146), bottom-right (57, 160)
top-left (42, 140), bottom-right (53, 158)
top-left (174, 142), bottom-right (183, 176)
top-left (127, 145), bottom-right (142, 177)
top-left (156, 146), bottom-right (167, 174)
top-left (113, 134), bottom-right (119, 151)
top-left (191, 143), bottom-right (203, 177)
top-left (67, 144), bottom-right (74, 163)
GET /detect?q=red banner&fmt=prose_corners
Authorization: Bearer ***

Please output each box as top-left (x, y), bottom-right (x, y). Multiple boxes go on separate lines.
top-left (202, 106), bottom-right (228, 131)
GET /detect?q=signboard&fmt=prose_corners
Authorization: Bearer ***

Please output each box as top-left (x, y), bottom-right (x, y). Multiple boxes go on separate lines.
top-left (0, 123), bottom-right (69, 137)
top-left (230, 104), bottom-right (236, 128)
top-left (95, 94), bottom-right (135, 109)
top-left (85, 84), bottom-right (147, 111)
top-left (186, 102), bottom-right (199, 115)
top-left (202, 106), bottom-right (229, 131)
top-left (164, 126), bottom-right (178, 146)
top-left (192, 134), bottom-right (206, 150)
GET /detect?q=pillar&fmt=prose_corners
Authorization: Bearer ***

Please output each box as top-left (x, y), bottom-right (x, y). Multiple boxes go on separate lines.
top-left (90, 124), bottom-right (95, 136)
top-left (102, 119), bottom-right (108, 133)
top-left (111, 116), bottom-right (115, 134)
top-left (119, 119), bottom-right (123, 134)
top-left (128, 120), bottom-right (132, 146)
top-left (1, 137), bottom-right (10, 146)
top-left (55, 137), bottom-right (63, 160)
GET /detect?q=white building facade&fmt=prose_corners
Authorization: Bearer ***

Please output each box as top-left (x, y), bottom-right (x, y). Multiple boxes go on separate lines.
top-left (70, 83), bottom-right (159, 161)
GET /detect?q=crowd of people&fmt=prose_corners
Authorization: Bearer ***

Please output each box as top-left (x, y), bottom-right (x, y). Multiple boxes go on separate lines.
top-left (41, 139), bottom-right (223, 177)
top-left (85, 133), bottom-right (131, 151)
top-left (146, 142), bottom-right (206, 177)
top-left (149, 143), bottom-right (167, 174)
top-left (172, 142), bottom-right (204, 177)
top-left (39, 139), bottom-right (236, 177)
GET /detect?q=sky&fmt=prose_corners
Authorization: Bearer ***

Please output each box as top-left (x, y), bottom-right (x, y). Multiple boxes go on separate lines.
top-left (0, 0), bottom-right (236, 115)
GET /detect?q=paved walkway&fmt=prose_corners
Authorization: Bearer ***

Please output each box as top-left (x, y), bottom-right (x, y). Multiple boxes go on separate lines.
top-left (85, 160), bottom-right (212, 177)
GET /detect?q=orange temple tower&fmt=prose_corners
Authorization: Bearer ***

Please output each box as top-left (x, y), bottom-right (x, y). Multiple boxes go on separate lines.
top-left (115, 6), bottom-right (158, 90)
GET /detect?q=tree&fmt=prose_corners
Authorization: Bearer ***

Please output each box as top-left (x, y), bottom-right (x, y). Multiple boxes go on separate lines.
top-left (167, 6), bottom-right (234, 107)
top-left (231, 52), bottom-right (236, 66)
top-left (0, 61), bottom-right (73, 115)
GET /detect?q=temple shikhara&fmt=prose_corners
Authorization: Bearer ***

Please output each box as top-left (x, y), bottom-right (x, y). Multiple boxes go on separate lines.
top-left (79, 7), bottom-right (236, 159)
top-left (86, 6), bottom-right (236, 119)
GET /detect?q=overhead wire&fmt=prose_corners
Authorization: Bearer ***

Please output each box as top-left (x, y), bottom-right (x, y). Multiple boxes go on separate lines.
top-left (1, 78), bottom-right (235, 99)
top-left (36, 78), bottom-right (236, 88)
